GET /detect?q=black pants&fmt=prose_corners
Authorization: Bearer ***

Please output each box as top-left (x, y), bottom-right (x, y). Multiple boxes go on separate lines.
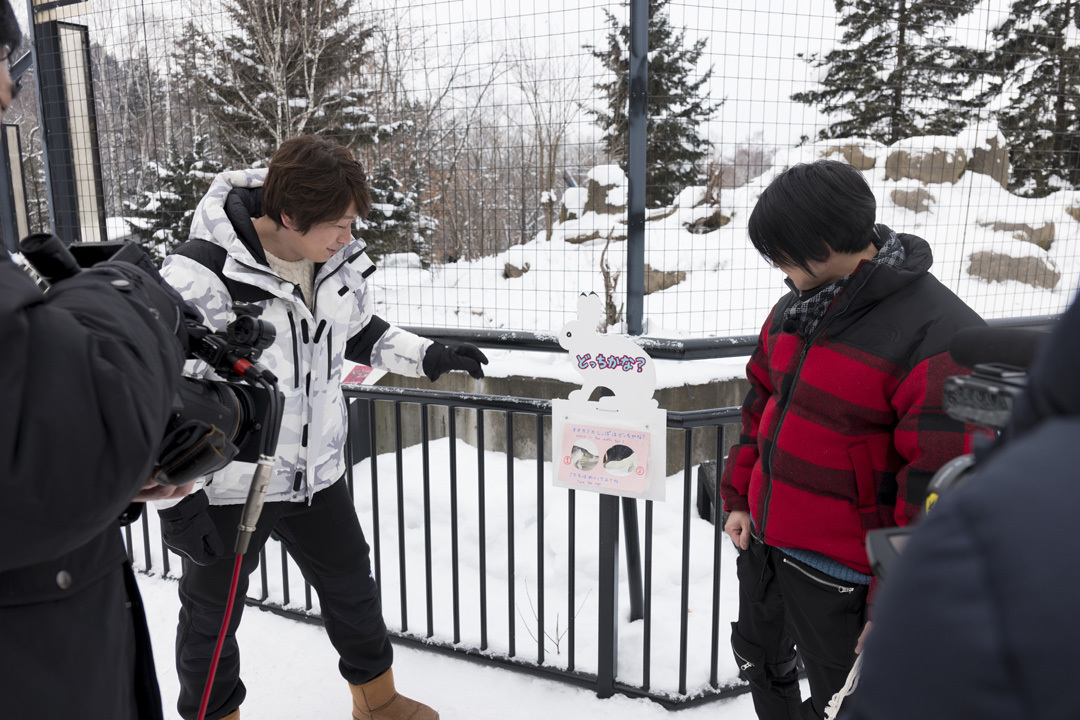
top-left (175, 480), bottom-right (392, 720)
top-left (731, 541), bottom-right (868, 720)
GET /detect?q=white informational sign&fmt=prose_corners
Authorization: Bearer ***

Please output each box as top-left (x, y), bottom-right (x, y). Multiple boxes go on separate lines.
top-left (552, 293), bottom-right (667, 501)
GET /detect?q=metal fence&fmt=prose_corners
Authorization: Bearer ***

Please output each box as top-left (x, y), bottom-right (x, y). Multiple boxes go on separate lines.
top-left (5, 0), bottom-right (1080, 339)
top-left (123, 384), bottom-right (749, 707)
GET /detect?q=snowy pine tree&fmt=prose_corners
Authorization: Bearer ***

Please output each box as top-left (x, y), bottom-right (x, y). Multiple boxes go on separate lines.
top-left (792, 0), bottom-right (985, 145)
top-left (586, 0), bottom-right (721, 208)
top-left (176, 0), bottom-right (403, 166)
top-left (124, 137), bottom-right (223, 265)
top-left (360, 158), bottom-right (434, 262)
top-left (988, 0), bottom-right (1080, 195)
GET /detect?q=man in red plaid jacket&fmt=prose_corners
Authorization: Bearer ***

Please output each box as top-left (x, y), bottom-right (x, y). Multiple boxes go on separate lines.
top-left (720, 160), bottom-right (985, 719)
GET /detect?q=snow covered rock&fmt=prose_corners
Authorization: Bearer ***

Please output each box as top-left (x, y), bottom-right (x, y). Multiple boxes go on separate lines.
top-left (559, 187), bottom-right (588, 223)
top-left (890, 188), bottom-right (936, 214)
top-left (967, 131), bottom-right (1011, 190)
top-left (685, 208), bottom-right (731, 233)
top-left (503, 261), bottom-right (530, 279)
top-left (643, 264), bottom-right (686, 294)
top-left (976, 220), bottom-right (1055, 250)
top-left (885, 141), bottom-right (967, 185)
top-left (582, 165), bottom-right (628, 216)
top-left (820, 142), bottom-right (878, 170)
top-left (967, 251), bottom-right (1060, 290)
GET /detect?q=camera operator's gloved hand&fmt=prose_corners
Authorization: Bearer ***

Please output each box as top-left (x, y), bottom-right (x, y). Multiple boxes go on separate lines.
top-left (423, 341), bottom-right (489, 381)
top-left (157, 490), bottom-right (225, 566)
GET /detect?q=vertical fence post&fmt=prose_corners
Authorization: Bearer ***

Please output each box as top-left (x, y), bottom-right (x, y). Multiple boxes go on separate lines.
top-left (626, 0), bottom-right (648, 335)
top-left (596, 493), bottom-right (621, 698)
top-left (621, 497), bottom-right (644, 621)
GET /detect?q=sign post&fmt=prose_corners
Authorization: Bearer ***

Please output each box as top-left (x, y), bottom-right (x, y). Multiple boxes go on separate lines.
top-left (552, 292), bottom-right (667, 697)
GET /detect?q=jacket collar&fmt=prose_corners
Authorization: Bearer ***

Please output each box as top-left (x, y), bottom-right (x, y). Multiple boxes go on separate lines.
top-left (825, 224), bottom-right (933, 326)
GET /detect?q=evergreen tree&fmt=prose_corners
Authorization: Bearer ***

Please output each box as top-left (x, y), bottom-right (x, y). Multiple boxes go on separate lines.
top-left (988, 0), bottom-right (1080, 195)
top-left (586, 0), bottom-right (722, 208)
top-left (361, 158), bottom-right (434, 262)
top-left (791, 0), bottom-right (985, 145)
top-left (124, 136), bottom-right (223, 265)
top-left (176, 0), bottom-right (402, 166)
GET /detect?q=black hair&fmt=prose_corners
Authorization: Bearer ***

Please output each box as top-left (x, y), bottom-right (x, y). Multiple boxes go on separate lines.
top-left (747, 159), bottom-right (877, 274)
top-left (0, 0), bottom-right (18, 56)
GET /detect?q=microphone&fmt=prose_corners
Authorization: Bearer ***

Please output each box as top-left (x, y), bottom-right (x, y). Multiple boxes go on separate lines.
top-left (949, 327), bottom-right (1046, 371)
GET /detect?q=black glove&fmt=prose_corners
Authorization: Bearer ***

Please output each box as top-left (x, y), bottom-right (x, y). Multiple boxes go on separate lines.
top-left (423, 341), bottom-right (489, 381)
top-left (157, 490), bottom-right (226, 566)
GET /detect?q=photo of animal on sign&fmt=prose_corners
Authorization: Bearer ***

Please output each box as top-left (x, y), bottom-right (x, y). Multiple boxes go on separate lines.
top-left (558, 424), bottom-right (650, 494)
top-left (552, 293), bottom-right (666, 502)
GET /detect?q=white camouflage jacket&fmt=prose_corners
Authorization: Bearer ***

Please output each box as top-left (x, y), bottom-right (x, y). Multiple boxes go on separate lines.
top-left (161, 168), bottom-right (432, 504)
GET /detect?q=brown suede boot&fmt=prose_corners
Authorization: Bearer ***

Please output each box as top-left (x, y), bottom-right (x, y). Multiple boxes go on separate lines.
top-left (349, 668), bottom-right (438, 720)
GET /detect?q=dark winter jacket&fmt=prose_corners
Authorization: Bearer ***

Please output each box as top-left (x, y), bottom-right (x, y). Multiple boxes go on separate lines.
top-left (844, 295), bottom-right (1080, 720)
top-left (0, 251), bottom-right (183, 720)
top-left (720, 228), bottom-right (985, 576)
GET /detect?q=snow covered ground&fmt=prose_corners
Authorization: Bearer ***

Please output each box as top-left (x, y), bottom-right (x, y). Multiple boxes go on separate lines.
top-left (138, 574), bottom-right (783, 720)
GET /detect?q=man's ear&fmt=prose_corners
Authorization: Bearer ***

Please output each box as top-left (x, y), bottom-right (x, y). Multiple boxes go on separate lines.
top-left (280, 212), bottom-right (296, 231)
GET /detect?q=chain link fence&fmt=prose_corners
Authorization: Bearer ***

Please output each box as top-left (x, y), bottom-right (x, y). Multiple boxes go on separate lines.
top-left (6, 0), bottom-right (1079, 338)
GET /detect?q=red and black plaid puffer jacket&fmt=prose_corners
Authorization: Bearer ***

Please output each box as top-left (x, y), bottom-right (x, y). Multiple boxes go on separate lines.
top-left (720, 234), bottom-right (987, 575)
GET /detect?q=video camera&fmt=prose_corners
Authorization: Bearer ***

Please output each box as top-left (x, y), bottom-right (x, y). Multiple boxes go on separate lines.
top-left (18, 233), bottom-right (284, 489)
top-left (866, 325), bottom-right (1047, 578)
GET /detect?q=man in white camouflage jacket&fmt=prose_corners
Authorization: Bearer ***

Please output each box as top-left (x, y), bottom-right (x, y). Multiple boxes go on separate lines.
top-left (158, 136), bottom-right (486, 720)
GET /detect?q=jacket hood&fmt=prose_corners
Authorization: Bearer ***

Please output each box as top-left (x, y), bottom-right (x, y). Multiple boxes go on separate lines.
top-left (824, 224), bottom-right (932, 335)
top-left (188, 169), bottom-right (269, 267)
top-left (854, 225), bottom-right (932, 303)
top-left (224, 186), bottom-right (267, 266)
top-left (189, 168), bottom-right (365, 278)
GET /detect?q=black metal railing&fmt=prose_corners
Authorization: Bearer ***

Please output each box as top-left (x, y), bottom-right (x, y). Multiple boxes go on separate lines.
top-left (125, 385), bottom-right (747, 707)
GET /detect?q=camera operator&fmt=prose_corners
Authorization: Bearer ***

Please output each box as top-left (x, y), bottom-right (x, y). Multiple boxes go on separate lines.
top-left (841, 296), bottom-right (1080, 719)
top-left (0, 3), bottom-right (191, 717)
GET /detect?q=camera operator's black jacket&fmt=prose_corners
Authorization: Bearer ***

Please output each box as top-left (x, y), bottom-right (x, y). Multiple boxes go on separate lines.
top-left (844, 296), bottom-right (1080, 720)
top-left (0, 252), bottom-right (182, 720)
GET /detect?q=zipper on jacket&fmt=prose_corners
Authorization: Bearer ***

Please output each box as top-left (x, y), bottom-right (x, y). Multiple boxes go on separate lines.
top-left (326, 327), bottom-right (333, 377)
top-left (292, 471), bottom-right (303, 492)
top-left (757, 269), bottom-right (876, 539)
top-left (286, 311), bottom-right (300, 388)
top-left (301, 318), bottom-right (310, 344)
top-left (732, 647), bottom-right (755, 672)
top-left (758, 318), bottom-right (837, 540)
top-left (781, 557), bottom-right (856, 594)
top-left (313, 319), bottom-right (327, 344)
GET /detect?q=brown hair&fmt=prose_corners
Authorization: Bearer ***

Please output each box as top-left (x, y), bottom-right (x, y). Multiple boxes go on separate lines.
top-left (262, 136), bottom-right (371, 233)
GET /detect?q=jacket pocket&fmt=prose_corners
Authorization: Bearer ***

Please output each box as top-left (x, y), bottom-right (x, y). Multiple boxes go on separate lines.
top-left (848, 442), bottom-right (883, 531)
